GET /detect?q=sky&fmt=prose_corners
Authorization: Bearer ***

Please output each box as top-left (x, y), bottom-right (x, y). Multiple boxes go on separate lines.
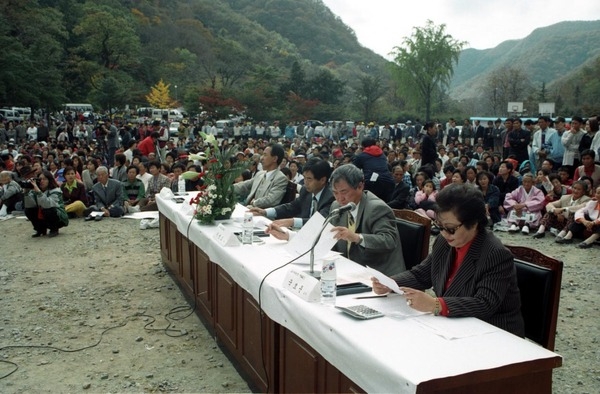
top-left (322, 0), bottom-right (600, 59)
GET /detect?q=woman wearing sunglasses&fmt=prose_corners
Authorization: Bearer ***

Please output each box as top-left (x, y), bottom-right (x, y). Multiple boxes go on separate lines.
top-left (372, 183), bottom-right (524, 337)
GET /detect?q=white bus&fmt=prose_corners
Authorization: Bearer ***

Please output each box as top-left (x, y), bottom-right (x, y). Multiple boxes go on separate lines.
top-left (64, 103), bottom-right (94, 113)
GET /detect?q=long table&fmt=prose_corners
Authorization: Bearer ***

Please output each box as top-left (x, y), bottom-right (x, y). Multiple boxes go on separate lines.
top-left (157, 194), bottom-right (562, 393)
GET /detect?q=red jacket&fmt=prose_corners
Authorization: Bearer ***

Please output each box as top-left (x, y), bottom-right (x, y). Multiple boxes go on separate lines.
top-left (138, 136), bottom-right (156, 157)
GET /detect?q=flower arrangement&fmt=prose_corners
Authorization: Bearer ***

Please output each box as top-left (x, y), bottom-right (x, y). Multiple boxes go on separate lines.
top-left (189, 133), bottom-right (248, 225)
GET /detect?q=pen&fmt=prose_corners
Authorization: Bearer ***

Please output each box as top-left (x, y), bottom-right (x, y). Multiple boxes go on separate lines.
top-left (354, 295), bottom-right (387, 299)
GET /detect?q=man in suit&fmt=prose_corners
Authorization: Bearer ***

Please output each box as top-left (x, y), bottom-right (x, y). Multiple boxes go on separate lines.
top-left (420, 121), bottom-right (438, 168)
top-left (84, 166), bottom-right (124, 219)
top-left (387, 165), bottom-right (410, 209)
top-left (234, 143), bottom-right (288, 208)
top-left (473, 120), bottom-right (485, 145)
top-left (249, 157), bottom-right (334, 228)
top-left (329, 164), bottom-right (406, 276)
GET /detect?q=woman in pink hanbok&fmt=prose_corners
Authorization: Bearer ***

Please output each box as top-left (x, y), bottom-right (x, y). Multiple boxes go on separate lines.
top-left (503, 173), bottom-right (545, 234)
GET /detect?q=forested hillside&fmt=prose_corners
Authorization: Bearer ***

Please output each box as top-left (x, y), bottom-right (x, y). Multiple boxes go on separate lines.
top-left (2, 0), bottom-right (599, 121)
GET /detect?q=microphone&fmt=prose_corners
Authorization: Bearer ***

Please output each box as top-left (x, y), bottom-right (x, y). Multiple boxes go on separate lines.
top-left (329, 202), bottom-right (356, 217)
top-left (307, 201), bottom-right (356, 277)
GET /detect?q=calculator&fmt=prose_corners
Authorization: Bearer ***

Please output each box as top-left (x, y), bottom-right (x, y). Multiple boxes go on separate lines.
top-left (335, 305), bottom-right (384, 320)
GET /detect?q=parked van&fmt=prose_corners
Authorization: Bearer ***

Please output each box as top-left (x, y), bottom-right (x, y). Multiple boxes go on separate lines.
top-left (0, 109), bottom-right (22, 122)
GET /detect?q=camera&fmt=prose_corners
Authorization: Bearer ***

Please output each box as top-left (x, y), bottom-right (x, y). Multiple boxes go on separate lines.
top-left (18, 178), bottom-right (37, 189)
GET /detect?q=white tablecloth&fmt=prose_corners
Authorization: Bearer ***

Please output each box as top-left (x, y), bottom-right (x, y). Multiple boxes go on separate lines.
top-left (157, 194), bottom-right (561, 393)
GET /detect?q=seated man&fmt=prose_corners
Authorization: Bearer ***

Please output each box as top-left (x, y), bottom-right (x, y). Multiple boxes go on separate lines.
top-left (249, 157), bottom-right (334, 228)
top-left (267, 164), bottom-right (406, 277)
top-left (122, 165), bottom-right (145, 213)
top-left (139, 160), bottom-right (171, 211)
top-left (387, 165), bottom-right (410, 209)
top-left (84, 166), bottom-right (124, 220)
top-left (533, 180), bottom-right (590, 238)
top-left (234, 143), bottom-right (288, 208)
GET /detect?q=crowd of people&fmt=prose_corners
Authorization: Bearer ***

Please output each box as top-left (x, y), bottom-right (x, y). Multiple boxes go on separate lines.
top-left (1, 111), bottom-right (599, 334)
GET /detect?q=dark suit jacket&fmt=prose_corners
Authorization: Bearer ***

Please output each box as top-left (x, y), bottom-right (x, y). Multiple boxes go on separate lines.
top-left (330, 191), bottom-right (406, 276)
top-left (273, 185), bottom-right (334, 225)
top-left (393, 230), bottom-right (525, 337)
top-left (387, 182), bottom-right (410, 209)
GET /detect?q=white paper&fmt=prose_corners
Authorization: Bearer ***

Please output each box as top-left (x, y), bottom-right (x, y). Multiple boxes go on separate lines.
top-left (284, 212), bottom-right (338, 264)
top-left (366, 266), bottom-right (404, 295)
top-left (370, 172), bottom-right (379, 182)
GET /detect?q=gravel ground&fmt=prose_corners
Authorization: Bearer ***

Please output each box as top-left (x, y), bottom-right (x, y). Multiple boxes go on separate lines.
top-left (0, 216), bottom-right (597, 393)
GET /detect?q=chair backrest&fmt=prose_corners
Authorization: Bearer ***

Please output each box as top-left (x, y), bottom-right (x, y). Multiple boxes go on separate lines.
top-left (505, 245), bottom-right (563, 351)
top-left (393, 209), bottom-right (431, 270)
top-left (280, 180), bottom-right (297, 204)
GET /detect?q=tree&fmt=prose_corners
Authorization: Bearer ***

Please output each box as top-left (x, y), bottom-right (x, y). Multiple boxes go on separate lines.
top-left (484, 66), bottom-right (531, 116)
top-left (146, 79), bottom-right (175, 108)
top-left (355, 75), bottom-right (386, 121)
top-left (391, 20), bottom-right (465, 120)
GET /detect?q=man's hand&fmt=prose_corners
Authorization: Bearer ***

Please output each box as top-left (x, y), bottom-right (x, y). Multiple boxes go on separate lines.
top-left (265, 223), bottom-right (289, 241)
top-left (248, 207), bottom-right (266, 217)
top-left (272, 218), bottom-right (293, 228)
top-left (331, 226), bottom-right (360, 244)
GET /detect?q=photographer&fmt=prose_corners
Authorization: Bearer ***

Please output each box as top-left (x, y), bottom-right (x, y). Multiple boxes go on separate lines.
top-left (24, 170), bottom-right (69, 237)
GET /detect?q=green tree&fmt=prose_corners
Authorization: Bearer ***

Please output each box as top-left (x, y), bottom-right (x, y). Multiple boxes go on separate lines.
top-left (90, 73), bottom-right (132, 116)
top-left (0, 0), bottom-right (67, 110)
top-left (391, 20), bottom-right (465, 120)
top-left (355, 75), bottom-right (386, 121)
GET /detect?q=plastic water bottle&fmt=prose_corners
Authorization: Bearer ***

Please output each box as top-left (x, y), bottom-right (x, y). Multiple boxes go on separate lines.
top-left (242, 212), bottom-right (254, 244)
top-left (320, 258), bottom-right (337, 306)
top-left (177, 177), bottom-right (186, 194)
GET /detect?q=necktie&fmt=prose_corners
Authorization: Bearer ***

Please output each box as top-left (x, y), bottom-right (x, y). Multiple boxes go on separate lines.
top-left (310, 196), bottom-right (318, 216)
top-left (541, 132), bottom-right (546, 146)
top-left (347, 213), bottom-right (356, 257)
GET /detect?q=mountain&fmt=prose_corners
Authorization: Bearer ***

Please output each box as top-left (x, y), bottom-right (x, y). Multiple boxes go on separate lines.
top-left (450, 20), bottom-right (600, 101)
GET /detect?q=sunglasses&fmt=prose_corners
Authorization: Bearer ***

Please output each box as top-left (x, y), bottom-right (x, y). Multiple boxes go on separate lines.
top-left (434, 222), bottom-right (463, 235)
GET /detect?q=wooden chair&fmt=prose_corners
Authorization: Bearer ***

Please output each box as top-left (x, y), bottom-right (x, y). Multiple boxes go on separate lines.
top-left (392, 209), bottom-right (431, 270)
top-left (505, 245), bottom-right (563, 351)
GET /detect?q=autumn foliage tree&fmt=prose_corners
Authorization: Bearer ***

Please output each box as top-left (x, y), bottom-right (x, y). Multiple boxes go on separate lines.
top-left (146, 79), bottom-right (175, 108)
top-left (198, 88), bottom-right (243, 118)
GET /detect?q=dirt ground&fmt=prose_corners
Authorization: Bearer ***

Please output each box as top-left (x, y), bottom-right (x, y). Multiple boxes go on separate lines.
top-left (0, 216), bottom-right (598, 393)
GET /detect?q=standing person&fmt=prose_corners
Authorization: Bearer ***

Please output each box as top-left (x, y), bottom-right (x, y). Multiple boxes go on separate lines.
top-left (500, 118), bottom-right (514, 160)
top-left (420, 121), bottom-right (438, 168)
top-left (371, 183), bottom-right (525, 338)
top-left (483, 120), bottom-right (495, 151)
top-left (508, 118), bottom-right (530, 165)
top-left (105, 119), bottom-right (120, 167)
top-left (579, 116), bottom-right (598, 154)
top-left (24, 170), bottom-right (69, 237)
top-left (473, 120), bottom-right (485, 146)
top-left (562, 116), bottom-right (585, 173)
top-left (461, 119), bottom-right (473, 146)
top-left (446, 119), bottom-right (460, 145)
top-left (492, 118), bottom-right (504, 154)
top-left (352, 138), bottom-right (395, 202)
top-left (548, 117), bottom-right (566, 169)
top-left (531, 116), bottom-right (556, 172)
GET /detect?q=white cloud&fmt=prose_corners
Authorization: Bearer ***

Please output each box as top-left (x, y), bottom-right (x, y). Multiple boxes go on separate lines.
top-left (322, 0), bottom-right (600, 58)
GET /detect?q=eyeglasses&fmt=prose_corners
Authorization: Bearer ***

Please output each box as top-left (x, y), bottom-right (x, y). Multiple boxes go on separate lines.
top-left (435, 222), bottom-right (463, 235)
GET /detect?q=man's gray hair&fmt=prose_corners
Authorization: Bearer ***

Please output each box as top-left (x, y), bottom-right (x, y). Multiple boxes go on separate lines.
top-left (97, 166), bottom-right (109, 175)
top-left (330, 164), bottom-right (364, 189)
top-left (0, 170), bottom-right (12, 180)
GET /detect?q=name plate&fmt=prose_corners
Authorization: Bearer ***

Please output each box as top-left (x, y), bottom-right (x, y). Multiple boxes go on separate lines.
top-left (283, 268), bottom-right (320, 302)
top-left (213, 223), bottom-right (241, 247)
